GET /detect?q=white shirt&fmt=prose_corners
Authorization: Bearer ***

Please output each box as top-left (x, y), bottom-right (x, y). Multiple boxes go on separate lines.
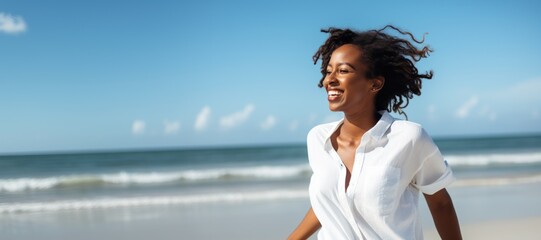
top-left (307, 111), bottom-right (454, 240)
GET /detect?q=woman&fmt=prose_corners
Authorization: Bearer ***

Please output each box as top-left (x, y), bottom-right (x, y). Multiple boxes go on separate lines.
top-left (288, 26), bottom-right (462, 239)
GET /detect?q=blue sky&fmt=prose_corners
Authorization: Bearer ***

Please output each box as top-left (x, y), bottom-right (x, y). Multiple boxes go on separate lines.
top-left (1, 0), bottom-right (540, 154)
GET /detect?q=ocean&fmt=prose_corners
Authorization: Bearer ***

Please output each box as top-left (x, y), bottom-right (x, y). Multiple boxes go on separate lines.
top-left (1, 134), bottom-right (541, 214)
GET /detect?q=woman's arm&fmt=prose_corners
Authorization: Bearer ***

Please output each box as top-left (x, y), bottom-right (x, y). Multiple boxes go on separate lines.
top-left (288, 207), bottom-right (321, 240)
top-left (424, 188), bottom-right (462, 240)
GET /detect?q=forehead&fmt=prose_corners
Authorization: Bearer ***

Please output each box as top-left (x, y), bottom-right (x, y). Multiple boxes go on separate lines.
top-left (328, 44), bottom-right (363, 66)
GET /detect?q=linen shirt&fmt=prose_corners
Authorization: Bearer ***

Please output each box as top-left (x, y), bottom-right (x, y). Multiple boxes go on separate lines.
top-left (307, 111), bottom-right (454, 240)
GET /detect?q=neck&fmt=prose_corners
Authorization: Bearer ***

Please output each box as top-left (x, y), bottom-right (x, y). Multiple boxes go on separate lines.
top-left (339, 109), bottom-right (380, 144)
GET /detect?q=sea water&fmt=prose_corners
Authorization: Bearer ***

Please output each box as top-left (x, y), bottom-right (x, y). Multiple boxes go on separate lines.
top-left (1, 135), bottom-right (540, 214)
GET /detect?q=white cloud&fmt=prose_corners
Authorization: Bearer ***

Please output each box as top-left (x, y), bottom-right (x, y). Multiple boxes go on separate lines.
top-left (509, 78), bottom-right (541, 101)
top-left (164, 120), bottom-right (181, 135)
top-left (455, 96), bottom-right (479, 119)
top-left (220, 104), bottom-right (255, 129)
top-left (289, 120), bottom-right (299, 131)
top-left (478, 106), bottom-right (497, 121)
top-left (132, 120), bottom-right (145, 135)
top-left (195, 106), bottom-right (211, 131)
top-left (0, 12), bottom-right (27, 34)
top-left (261, 115), bottom-right (277, 130)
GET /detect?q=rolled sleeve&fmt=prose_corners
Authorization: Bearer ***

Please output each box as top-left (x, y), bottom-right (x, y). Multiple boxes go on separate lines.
top-left (412, 150), bottom-right (455, 195)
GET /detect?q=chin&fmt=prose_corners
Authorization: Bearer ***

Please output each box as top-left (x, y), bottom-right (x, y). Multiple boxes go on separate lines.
top-left (328, 105), bottom-right (342, 112)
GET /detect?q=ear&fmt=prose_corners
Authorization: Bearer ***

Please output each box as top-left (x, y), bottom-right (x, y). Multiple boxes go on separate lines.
top-left (371, 76), bottom-right (385, 93)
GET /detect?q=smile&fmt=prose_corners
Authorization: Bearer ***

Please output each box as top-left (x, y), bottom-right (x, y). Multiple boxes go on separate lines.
top-left (327, 90), bottom-right (343, 97)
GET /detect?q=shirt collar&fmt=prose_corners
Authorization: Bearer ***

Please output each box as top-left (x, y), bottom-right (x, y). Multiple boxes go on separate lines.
top-left (324, 111), bottom-right (395, 148)
top-left (370, 110), bottom-right (395, 141)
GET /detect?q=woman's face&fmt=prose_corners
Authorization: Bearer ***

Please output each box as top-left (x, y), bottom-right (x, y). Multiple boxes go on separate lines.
top-left (323, 44), bottom-right (377, 114)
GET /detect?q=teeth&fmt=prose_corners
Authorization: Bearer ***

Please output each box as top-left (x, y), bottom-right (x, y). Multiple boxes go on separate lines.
top-left (328, 90), bottom-right (343, 96)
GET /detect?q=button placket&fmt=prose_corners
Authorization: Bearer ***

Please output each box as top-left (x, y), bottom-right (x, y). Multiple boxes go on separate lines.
top-left (328, 148), bottom-right (360, 235)
top-left (347, 136), bottom-right (370, 198)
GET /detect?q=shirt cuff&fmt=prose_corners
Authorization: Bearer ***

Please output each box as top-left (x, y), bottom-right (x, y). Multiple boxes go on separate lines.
top-left (418, 167), bottom-right (455, 195)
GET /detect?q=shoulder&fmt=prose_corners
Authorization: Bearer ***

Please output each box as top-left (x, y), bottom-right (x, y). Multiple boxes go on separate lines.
top-left (388, 119), bottom-right (432, 144)
top-left (388, 119), bottom-right (441, 162)
top-left (307, 120), bottom-right (340, 144)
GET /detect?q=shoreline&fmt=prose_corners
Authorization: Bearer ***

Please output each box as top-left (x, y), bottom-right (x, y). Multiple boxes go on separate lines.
top-left (2, 200), bottom-right (540, 240)
top-left (1, 182), bottom-right (540, 240)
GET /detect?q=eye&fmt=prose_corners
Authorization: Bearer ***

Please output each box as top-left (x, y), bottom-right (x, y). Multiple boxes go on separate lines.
top-left (325, 69), bottom-right (332, 75)
top-left (338, 69), bottom-right (350, 74)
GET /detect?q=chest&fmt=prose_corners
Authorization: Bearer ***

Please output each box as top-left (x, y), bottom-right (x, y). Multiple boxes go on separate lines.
top-left (309, 139), bottom-right (415, 212)
top-left (330, 133), bottom-right (360, 176)
top-left (334, 146), bottom-right (356, 172)
top-left (310, 148), bottom-right (405, 216)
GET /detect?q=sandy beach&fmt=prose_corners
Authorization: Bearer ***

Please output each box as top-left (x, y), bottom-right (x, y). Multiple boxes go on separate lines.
top-left (2, 182), bottom-right (541, 240)
top-left (424, 217), bottom-right (541, 240)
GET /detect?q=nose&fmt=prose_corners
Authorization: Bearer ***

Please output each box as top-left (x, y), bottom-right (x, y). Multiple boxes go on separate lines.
top-left (324, 71), bottom-right (338, 87)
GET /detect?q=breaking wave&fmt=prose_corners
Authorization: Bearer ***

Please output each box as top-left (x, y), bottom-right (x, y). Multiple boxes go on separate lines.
top-left (0, 164), bottom-right (312, 193)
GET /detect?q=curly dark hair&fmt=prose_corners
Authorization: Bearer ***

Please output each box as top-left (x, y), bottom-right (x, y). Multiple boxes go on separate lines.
top-left (313, 25), bottom-right (433, 116)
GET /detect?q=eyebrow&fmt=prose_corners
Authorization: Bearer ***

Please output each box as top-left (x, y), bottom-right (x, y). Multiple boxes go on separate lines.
top-left (328, 62), bottom-right (357, 70)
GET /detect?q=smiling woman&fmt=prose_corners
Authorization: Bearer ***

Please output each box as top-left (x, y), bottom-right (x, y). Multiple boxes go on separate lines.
top-left (315, 26), bottom-right (433, 117)
top-left (288, 26), bottom-right (462, 240)
top-left (322, 44), bottom-right (379, 116)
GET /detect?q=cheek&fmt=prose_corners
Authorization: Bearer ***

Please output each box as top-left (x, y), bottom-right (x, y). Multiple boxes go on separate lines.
top-left (346, 85), bottom-right (373, 104)
top-left (347, 82), bottom-right (370, 96)
top-left (349, 92), bottom-right (368, 104)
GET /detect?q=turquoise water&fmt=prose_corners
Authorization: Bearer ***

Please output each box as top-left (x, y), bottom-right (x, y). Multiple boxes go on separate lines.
top-left (1, 134), bottom-right (540, 213)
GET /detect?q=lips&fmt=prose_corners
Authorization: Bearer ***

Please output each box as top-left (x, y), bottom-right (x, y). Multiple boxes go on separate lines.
top-left (327, 89), bottom-right (343, 101)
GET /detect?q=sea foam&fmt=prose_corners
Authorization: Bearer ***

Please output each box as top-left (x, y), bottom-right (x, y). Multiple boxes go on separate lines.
top-left (0, 189), bottom-right (308, 214)
top-left (445, 151), bottom-right (541, 167)
top-left (0, 164), bottom-right (312, 192)
top-left (2, 151), bottom-right (540, 193)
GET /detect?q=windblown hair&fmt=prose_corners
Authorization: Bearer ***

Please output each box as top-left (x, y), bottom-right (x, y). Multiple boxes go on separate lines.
top-left (313, 25), bottom-right (433, 116)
